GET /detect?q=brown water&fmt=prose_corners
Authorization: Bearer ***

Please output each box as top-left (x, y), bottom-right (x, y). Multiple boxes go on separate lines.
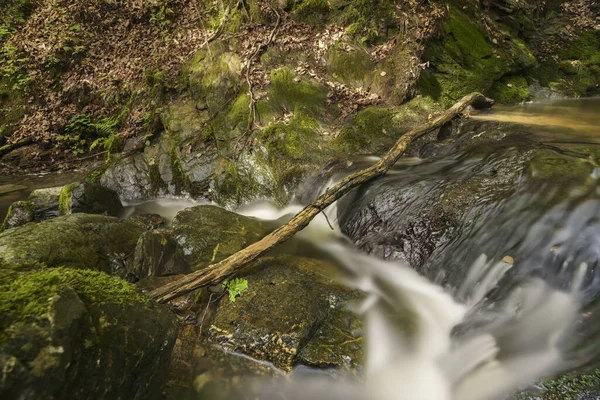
top-left (472, 98), bottom-right (600, 136)
top-left (0, 171), bottom-right (84, 219)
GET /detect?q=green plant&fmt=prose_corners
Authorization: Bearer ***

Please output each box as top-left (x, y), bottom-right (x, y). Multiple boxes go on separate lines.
top-left (64, 114), bottom-right (94, 135)
top-left (55, 133), bottom-right (86, 156)
top-left (0, 45), bottom-right (31, 90)
top-left (150, 1), bottom-right (174, 31)
top-left (142, 133), bottom-right (153, 147)
top-left (0, 25), bottom-right (12, 42)
top-left (89, 134), bottom-right (123, 153)
top-left (225, 278), bottom-right (248, 302)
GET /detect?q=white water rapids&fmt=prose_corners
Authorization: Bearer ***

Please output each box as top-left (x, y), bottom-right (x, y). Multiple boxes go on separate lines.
top-left (235, 200), bottom-right (583, 400)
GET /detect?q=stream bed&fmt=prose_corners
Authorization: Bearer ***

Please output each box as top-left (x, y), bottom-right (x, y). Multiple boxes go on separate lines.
top-left (3, 98), bottom-right (600, 400)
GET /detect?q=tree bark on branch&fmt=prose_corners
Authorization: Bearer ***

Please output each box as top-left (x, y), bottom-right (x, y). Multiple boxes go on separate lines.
top-left (149, 92), bottom-right (494, 303)
top-left (0, 137), bottom-right (34, 159)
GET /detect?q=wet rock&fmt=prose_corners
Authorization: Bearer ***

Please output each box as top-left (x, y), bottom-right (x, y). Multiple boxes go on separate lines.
top-left (208, 256), bottom-right (362, 370)
top-left (0, 268), bottom-right (178, 400)
top-left (128, 213), bottom-right (167, 230)
top-left (171, 205), bottom-right (268, 270)
top-left (0, 214), bottom-right (145, 277)
top-left (28, 186), bottom-right (62, 220)
top-left (25, 181), bottom-right (122, 222)
top-left (297, 306), bottom-right (363, 370)
top-left (338, 119), bottom-right (599, 277)
top-left (338, 121), bottom-right (528, 269)
top-left (60, 181), bottom-right (123, 216)
top-left (99, 153), bottom-right (151, 201)
top-left (130, 229), bottom-right (191, 279)
top-left (0, 200), bottom-right (34, 231)
top-left (99, 138), bottom-right (218, 202)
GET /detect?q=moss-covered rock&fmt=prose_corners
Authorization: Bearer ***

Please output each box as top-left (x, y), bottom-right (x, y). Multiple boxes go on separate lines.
top-left (534, 31), bottom-right (600, 98)
top-left (326, 41), bottom-right (374, 89)
top-left (489, 75), bottom-right (531, 104)
top-left (186, 47), bottom-right (243, 115)
top-left (0, 214), bottom-right (146, 276)
top-left (28, 186), bottom-right (62, 220)
top-left (0, 267), bottom-right (178, 400)
top-left (371, 42), bottom-right (419, 105)
top-left (517, 370), bottom-right (600, 399)
top-left (0, 200), bottom-right (33, 231)
top-left (417, 6), bottom-right (536, 106)
top-left (130, 229), bottom-right (190, 280)
top-left (58, 181), bottom-right (123, 216)
top-left (333, 95), bottom-right (441, 154)
top-left (171, 205), bottom-right (268, 270)
top-left (208, 255), bottom-right (362, 371)
top-left (263, 67), bottom-right (332, 119)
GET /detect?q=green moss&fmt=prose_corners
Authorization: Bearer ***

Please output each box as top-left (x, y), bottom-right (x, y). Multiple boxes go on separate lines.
top-left (518, 370), bottom-right (600, 400)
top-left (563, 31), bottom-right (600, 66)
top-left (334, 106), bottom-right (396, 153)
top-left (533, 31), bottom-right (600, 97)
top-left (58, 184), bottom-right (73, 215)
top-left (185, 48), bottom-right (242, 114)
top-left (148, 162), bottom-right (167, 197)
top-left (267, 67), bottom-right (330, 117)
top-left (0, 266), bottom-right (145, 332)
top-left (417, 6), bottom-right (535, 106)
top-left (489, 75), bottom-right (530, 104)
top-left (339, 0), bottom-right (398, 43)
top-left (0, 203), bottom-right (14, 232)
top-left (227, 91), bottom-right (250, 130)
top-left (260, 112), bottom-right (320, 160)
top-left (170, 144), bottom-right (187, 194)
top-left (290, 0), bottom-right (330, 25)
top-left (0, 214), bottom-right (145, 273)
top-left (334, 96), bottom-right (439, 154)
top-left (326, 42), bottom-right (374, 87)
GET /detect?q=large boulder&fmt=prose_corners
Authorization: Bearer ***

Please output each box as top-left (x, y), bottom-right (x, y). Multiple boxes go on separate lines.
top-left (99, 137), bottom-right (218, 202)
top-left (208, 256), bottom-right (362, 371)
top-left (28, 187), bottom-right (62, 220)
top-left (171, 205), bottom-right (269, 270)
top-left (59, 181), bottom-right (123, 216)
top-left (0, 266), bottom-right (178, 400)
top-left (337, 119), bottom-right (599, 279)
top-left (0, 214), bottom-right (146, 277)
top-left (25, 181), bottom-right (123, 223)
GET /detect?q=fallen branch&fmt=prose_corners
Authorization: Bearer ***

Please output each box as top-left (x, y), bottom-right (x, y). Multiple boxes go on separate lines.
top-left (149, 92), bottom-right (494, 303)
top-left (0, 137), bottom-right (34, 159)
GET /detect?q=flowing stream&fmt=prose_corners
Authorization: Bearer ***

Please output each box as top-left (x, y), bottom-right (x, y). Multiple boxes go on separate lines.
top-left (5, 98), bottom-right (600, 399)
top-left (119, 98), bottom-right (600, 400)
top-left (230, 97), bottom-right (600, 399)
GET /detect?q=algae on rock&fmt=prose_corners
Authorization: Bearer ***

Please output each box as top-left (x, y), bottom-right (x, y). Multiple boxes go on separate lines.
top-left (170, 205), bottom-right (268, 270)
top-left (0, 214), bottom-right (145, 276)
top-left (418, 6), bottom-right (536, 106)
top-left (209, 255), bottom-right (363, 371)
top-left (0, 267), bottom-right (178, 400)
